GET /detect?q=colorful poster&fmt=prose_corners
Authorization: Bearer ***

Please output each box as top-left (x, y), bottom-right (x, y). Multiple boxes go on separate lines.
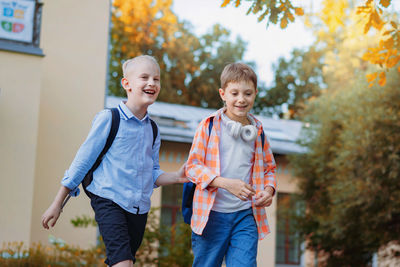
top-left (0, 0), bottom-right (35, 43)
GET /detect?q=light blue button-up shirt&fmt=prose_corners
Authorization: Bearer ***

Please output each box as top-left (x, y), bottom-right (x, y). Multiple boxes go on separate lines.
top-left (61, 101), bottom-right (164, 214)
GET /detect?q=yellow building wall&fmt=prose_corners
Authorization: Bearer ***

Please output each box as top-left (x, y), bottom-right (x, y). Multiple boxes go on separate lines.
top-left (0, 0), bottom-right (110, 248)
top-left (0, 52), bottom-right (42, 245)
top-left (30, 0), bottom-right (110, 247)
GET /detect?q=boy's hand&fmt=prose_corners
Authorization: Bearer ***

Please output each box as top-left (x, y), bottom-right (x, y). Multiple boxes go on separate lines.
top-left (255, 187), bottom-right (274, 207)
top-left (41, 203), bottom-right (62, 229)
top-left (225, 179), bottom-right (256, 201)
top-left (175, 162), bottom-right (189, 183)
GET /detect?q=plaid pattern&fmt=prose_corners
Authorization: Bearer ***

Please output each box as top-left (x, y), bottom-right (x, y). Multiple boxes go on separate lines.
top-left (185, 108), bottom-right (277, 240)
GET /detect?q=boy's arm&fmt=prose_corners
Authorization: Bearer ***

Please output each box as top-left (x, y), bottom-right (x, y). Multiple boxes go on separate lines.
top-left (255, 132), bottom-right (277, 207)
top-left (151, 124), bottom-right (189, 186)
top-left (209, 177), bottom-right (256, 201)
top-left (262, 133), bottom-right (277, 195)
top-left (41, 186), bottom-right (70, 229)
top-left (185, 119), bottom-right (219, 191)
top-left (61, 110), bottom-right (112, 191)
top-left (155, 163), bottom-right (188, 186)
top-left (42, 111), bottom-right (112, 228)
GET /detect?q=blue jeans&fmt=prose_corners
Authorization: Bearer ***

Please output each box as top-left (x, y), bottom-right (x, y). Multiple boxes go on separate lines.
top-left (191, 208), bottom-right (258, 267)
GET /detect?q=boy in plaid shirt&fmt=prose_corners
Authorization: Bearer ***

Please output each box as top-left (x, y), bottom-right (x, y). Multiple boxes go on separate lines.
top-left (185, 62), bottom-right (277, 267)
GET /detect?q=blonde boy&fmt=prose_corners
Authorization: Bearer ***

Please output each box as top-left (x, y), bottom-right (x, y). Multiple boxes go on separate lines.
top-left (42, 55), bottom-right (187, 267)
top-left (185, 62), bottom-right (277, 267)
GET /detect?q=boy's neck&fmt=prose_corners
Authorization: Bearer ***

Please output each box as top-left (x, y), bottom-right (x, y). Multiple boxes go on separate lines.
top-left (224, 110), bottom-right (251, 125)
top-left (125, 100), bottom-right (148, 120)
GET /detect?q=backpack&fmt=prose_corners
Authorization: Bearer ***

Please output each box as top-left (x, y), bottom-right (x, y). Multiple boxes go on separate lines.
top-left (181, 116), bottom-right (265, 224)
top-left (62, 108), bottom-right (158, 208)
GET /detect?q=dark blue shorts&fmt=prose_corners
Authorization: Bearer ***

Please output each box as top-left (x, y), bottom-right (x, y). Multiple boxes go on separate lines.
top-left (90, 194), bottom-right (148, 266)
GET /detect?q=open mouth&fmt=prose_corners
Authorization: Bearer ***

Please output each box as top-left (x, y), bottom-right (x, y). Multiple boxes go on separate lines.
top-left (143, 89), bottom-right (156, 95)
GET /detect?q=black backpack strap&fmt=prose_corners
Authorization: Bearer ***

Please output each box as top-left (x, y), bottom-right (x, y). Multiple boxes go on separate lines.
top-left (82, 108), bottom-right (120, 194)
top-left (150, 119), bottom-right (158, 147)
top-left (261, 130), bottom-right (265, 148)
top-left (208, 116), bottom-right (214, 136)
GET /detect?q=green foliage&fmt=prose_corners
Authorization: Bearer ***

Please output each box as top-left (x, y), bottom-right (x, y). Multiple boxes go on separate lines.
top-left (0, 241), bottom-right (105, 266)
top-left (0, 209), bottom-right (192, 266)
top-left (254, 47), bottom-right (324, 118)
top-left (290, 68), bottom-right (400, 266)
top-left (157, 222), bottom-right (193, 267)
top-left (186, 24), bottom-right (253, 108)
top-left (108, 1), bottom-right (252, 109)
top-left (71, 214), bottom-right (97, 228)
top-left (221, 0), bottom-right (304, 29)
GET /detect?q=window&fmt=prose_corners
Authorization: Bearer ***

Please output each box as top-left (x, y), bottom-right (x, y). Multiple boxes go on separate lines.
top-left (160, 183), bottom-right (184, 227)
top-left (0, 0), bottom-right (43, 56)
top-left (276, 193), bottom-right (302, 265)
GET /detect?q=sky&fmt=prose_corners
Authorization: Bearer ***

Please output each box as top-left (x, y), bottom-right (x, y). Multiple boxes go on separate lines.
top-left (172, 0), bottom-right (315, 86)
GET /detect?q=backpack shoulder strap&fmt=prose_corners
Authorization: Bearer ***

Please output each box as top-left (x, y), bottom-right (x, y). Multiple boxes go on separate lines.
top-left (261, 129), bottom-right (265, 148)
top-left (103, 108), bottom-right (120, 154)
top-left (150, 119), bottom-right (158, 147)
top-left (208, 116), bottom-right (214, 136)
top-left (83, 108), bottom-right (120, 189)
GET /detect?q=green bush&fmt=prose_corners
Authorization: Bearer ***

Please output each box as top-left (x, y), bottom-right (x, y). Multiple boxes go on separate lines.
top-left (0, 241), bottom-right (105, 266)
top-left (0, 208), bottom-right (193, 266)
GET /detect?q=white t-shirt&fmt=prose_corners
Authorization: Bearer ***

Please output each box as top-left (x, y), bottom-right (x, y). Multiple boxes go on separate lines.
top-left (212, 112), bottom-right (256, 213)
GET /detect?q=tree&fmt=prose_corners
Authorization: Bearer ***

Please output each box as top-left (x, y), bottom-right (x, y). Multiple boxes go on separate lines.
top-left (108, 0), bottom-right (251, 108)
top-left (254, 47), bottom-right (324, 118)
top-left (252, 0), bottom-right (394, 118)
top-left (108, 0), bottom-right (183, 97)
top-left (289, 68), bottom-right (400, 266)
top-left (187, 24), bottom-right (253, 108)
top-left (219, 0), bottom-right (400, 86)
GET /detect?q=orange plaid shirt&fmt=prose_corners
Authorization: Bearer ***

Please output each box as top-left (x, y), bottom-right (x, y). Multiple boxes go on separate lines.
top-left (185, 108), bottom-right (277, 240)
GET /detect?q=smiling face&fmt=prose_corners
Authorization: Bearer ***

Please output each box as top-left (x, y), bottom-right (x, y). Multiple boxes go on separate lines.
top-left (219, 80), bottom-right (257, 124)
top-left (121, 58), bottom-right (161, 110)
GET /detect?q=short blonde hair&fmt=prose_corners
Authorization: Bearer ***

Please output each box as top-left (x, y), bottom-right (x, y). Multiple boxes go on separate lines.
top-left (122, 55), bottom-right (160, 77)
top-left (220, 62), bottom-right (257, 90)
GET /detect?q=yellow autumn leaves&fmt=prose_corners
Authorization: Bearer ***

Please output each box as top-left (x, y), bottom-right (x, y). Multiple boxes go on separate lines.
top-left (220, 0), bottom-right (399, 87)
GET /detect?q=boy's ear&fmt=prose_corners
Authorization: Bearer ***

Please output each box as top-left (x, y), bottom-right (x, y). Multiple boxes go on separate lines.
top-left (218, 88), bottom-right (225, 101)
top-left (121, 78), bottom-right (131, 92)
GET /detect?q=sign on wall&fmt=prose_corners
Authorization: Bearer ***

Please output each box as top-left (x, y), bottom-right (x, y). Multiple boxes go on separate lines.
top-left (0, 0), bottom-right (35, 43)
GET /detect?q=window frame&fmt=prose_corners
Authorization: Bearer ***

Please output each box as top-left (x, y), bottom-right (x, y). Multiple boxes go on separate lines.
top-left (276, 192), bottom-right (302, 265)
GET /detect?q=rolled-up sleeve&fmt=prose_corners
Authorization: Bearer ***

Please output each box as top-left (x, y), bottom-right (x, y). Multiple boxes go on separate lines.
top-left (61, 110), bottom-right (111, 190)
top-left (185, 118), bottom-right (218, 191)
top-left (262, 133), bottom-right (277, 193)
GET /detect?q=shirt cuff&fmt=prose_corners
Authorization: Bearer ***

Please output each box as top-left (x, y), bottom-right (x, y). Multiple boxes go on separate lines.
top-left (61, 170), bottom-right (80, 196)
top-left (153, 169), bottom-right (165, 188)
top-left (265, 184), bottom-right (276, 196)
top-left (200, 174), bottom-right (218, 191)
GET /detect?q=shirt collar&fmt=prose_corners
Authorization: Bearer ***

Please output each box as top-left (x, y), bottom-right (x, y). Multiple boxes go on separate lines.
top-left (118, 101), bottom-right (149, 122)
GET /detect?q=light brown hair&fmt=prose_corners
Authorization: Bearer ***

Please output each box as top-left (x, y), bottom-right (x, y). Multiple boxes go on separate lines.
top-left (220, 62), bottom-right (257, 90)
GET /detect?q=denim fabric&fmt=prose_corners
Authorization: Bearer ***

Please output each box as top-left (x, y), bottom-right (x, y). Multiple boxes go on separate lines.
top-left (191, 208), bottom-right (258, 267)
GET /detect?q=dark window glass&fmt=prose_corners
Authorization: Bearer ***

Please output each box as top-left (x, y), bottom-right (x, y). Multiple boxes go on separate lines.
top-left (161, 183), bottom-right (183, 227)
top-left (276, 193), bottom-right (302, 265)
